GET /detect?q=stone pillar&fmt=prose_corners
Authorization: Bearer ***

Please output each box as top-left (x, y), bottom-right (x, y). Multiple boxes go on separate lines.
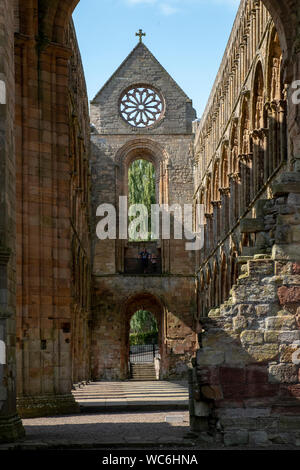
top-left (228, 174), bottom-right (235, 226)
top-left (0, 0), bottom-right (24, 442)
top-left (212, 202), bottom-right (220, 245)
top-left (220, 188), bottom-right (230, 235)
top-left (278, 100), bottom-right (287, 166)
top-left (14, 35), bottom-right (79, 418)
top-left (0, 249), bottom-right (24, 442)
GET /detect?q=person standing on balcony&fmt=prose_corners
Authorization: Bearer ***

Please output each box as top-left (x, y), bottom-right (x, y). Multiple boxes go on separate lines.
top-left (139, 247), bottom-right (150, 274)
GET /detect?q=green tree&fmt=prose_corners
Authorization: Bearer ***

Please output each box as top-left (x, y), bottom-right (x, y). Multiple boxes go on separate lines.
top-left (130, 310), bottom-right (158, 334)
top-left (128, 159), bottom-right (156, 240)
top-left (130, 310), bottom-right (158, 345)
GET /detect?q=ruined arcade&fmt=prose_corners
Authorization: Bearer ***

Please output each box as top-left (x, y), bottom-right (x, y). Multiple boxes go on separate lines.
top-left (0, 0), bottom-right (298, 448)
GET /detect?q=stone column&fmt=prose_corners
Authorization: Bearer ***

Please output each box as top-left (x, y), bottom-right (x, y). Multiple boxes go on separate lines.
top-left (229, 173), bottom-right (240, 224)
top-left (220, 188), bottom-right (230, 235)
top-left (14, 35), bottom-right (79, 418)
top-left (212, 202), bottom-right (220, 245)
top-left (204, 214), bottom-right (213, 253)
top-left (0, 249), bottom-right (24, 442)
top-left (0, 0), bottom-right (24, 442)
top-left (278, 99), bottom-right (287, 166)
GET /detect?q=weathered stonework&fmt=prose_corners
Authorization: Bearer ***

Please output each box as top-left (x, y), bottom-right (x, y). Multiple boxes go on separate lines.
top-left (0, 0), bottom-right (24, 442)
top-left (90, 42), bottom-right (198, 380)
top-left (92, 275), bottom-right (197, 380)
top-left (191, 253), bottom-right (300, 446)
top-left (14, 19), bottom-right (91, 417)
top-left (190, 0), bottom-right (300, 446)
top-left (0, 0), bottom-right (299, 446)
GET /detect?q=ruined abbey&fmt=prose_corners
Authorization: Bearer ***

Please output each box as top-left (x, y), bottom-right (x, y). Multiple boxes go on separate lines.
top-left (0, 0), bottom-right (300, 447)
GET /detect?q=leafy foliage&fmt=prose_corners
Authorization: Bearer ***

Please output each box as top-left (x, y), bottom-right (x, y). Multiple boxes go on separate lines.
top-left (128, 159), bottom-right (156, 240)
top-left (130, 310), bottom-right (158, 334)
top-left (129, 310), bottom-right (158, 345)
top-left (130, 331), bottom-right (158, 346)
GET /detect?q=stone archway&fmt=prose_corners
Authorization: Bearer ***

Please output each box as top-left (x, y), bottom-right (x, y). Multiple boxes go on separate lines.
top-left (115, 138), bottom-right (170, 205)
top-left (113, 138), bottom-right (171, 274)
top-left (121, 292), bottom-right (167, 380)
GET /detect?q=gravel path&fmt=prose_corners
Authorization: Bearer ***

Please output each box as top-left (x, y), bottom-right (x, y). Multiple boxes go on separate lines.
top-left (18, 411), bottom-right (191, 448)
top-left (1, 412), bottom-right (298, 450)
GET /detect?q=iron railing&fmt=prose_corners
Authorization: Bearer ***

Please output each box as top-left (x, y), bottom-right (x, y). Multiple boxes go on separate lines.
top-left (129, 344), bottom-right (160, 363)
top-left (124, 258), bottom-right (162, 275)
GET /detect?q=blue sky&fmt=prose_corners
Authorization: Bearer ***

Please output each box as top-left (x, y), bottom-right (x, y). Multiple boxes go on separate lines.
top-left (73, 0), bottom-right (240, 117)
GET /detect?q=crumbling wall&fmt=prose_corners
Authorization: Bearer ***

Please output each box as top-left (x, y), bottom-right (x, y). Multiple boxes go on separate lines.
top-left (190, 171), bottom-right (300, 446)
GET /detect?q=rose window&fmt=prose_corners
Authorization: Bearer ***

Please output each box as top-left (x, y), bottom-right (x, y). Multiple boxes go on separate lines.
top-left (119, 86), bottom-right (164, 128)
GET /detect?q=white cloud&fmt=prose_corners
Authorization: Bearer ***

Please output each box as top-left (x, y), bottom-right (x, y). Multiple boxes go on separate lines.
top-left (124, 0), bottom-right (240, 14)
top-left (160, 3), bottom-right (179, 15)
top-left (126, 0), bottom-right (157, 4)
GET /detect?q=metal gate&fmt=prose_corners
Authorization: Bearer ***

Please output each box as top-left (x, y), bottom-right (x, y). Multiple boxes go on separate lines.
top-left (129, 344), bottom-right (159, 364)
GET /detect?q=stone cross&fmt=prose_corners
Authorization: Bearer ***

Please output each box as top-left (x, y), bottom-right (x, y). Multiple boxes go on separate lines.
top-left (136, 29), bottom-right (146, 43)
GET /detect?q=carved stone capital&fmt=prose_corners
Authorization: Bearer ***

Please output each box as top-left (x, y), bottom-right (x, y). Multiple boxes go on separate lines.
top-left (270, 100), bottom-right (280, 112)
top-left (251, 128), bottom-right (268, 140)
top-left (239, 153), bottom-right (252, 164)
top-left (241, 88), bottom-right (251, 99)
top-left (230, 172), bottom-right (241, 182)
top-left (278, 100), bottom-right (287, 113)
top-left (219, 187), bottom-right (230, 197)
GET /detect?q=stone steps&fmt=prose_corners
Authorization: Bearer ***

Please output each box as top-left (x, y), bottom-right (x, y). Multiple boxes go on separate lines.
top-left (72, 380), bottom-right (189, 412)
top-left (131, 363), bottom-right (157, 381)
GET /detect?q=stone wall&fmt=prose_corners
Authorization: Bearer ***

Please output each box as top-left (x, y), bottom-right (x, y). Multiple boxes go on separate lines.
top-left (0, 0), bottom-right (297, 445)
top-left (67, 21), bottom-right (92, 388)
top-left (90, 45), bottom-right (197, 280)
top-left (90, 41), bottom-right (198, 379)
top-left (0, 0), bottom-right (25, 442)
top-left (92, 275), bottom-right (197, 380)
top-left (193, 0), bottom-right (287, 319)
top-left (90, 43), bottom-right (196, 136)
top-left (14, 16), bottom-right (91, 417)
top-left (190, 0), bottom-right (300, 446)
top-left (91, 133), bottom-right (196, 276)
top-left (191, 242), bottom-right (300, 445)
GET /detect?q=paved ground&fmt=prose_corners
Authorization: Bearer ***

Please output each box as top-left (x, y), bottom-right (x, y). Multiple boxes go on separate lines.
top-left (2, 412), bottom-right (298, 451)
top-left (1, 382), bottom-right (297, 451)
top-left (0, 381), bottom-right (194, 450)
top-left (72, 381), bottom-right (189, 412)
top-left (0, 410), bottom-right (298, 451)
top-left (15, 411), bottom-right (193, 449)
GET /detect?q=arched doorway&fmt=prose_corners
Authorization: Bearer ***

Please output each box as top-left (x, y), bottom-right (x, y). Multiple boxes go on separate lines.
top-left (129, 310), bottom-right (159, 381)
top-left (121, 293), bottom-right (167, 380)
